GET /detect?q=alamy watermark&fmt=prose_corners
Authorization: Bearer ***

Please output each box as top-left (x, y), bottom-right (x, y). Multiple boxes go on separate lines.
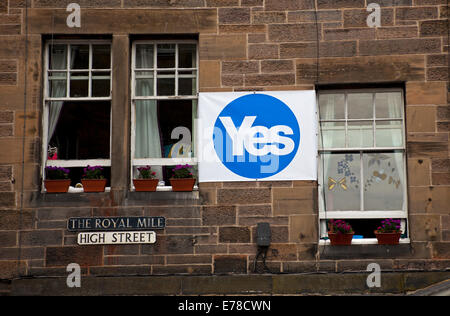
top-left (66, 263), bottom-right (81, 288)
top-left (366, 263), bottom-right (381, 288)
top-left (367, 3), bottom-right (381, 28)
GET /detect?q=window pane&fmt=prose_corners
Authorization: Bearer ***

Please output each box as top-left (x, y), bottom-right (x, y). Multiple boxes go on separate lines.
top-left (319, 94), bottom-right (345, 120)
top-left (48, 101), bottom-right (110, 160)
top-left (376, 121), bottom-right (403, 147)
top-left (135, 100), bottom-right (193, 159)
top-left (92, 72), bottom-right (110, 97)
top-left (157, 71), bottom-right (175, 96)
top-left (348, 93), bottom-right (373, 119)
top-left (135, 71), bottom-right (154, 97)
top-left (135, 44), bottom-right (154, 69)
top-left (348, 121), bottom-right (373, 148)
top-left (178, 44), bottom-right (196, 68)
top-left (178, 71), bottom-right (196, 96)
top-left (70, 72), bottom-right (89, 97)
top-left (179, 78), bottom-right (196, 96)
top-left (320, 122), bottom-right (345, 148)
top-left (70, 45), bottom-right (89, 70)
top-left (363, 152), bottom-right (404, 210)
top-left (49, 45), bottom-right (67, 70)
top-left (92, 45), bottom-right (111, 69)
top-left (323, 153), bottom-right (361, 211)
top-left (135, 100), bottom-right (161, 158)
top-left (157, 44), bottom-right (175, 68)
top-left (375, 92), bottom-right (402, 119)
top-left (159, 100), bottom-right (193, 158)
top-left (49, 72), bottom-right (67, 98)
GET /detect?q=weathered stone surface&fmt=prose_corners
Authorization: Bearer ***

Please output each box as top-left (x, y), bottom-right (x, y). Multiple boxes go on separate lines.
top-left (199, 34), bottom-right (247, 60)
top-left (409, 215), bottom-right (441, 242)
top-left (297, 55), bottom-right (425, 83)
top-left (290, 215), bottom-right (318, 243)
top-left (268, 24), bottom-right (319, 42)
top-left (406, 106), bottom-right (437, 132)
top-left (359, 38), bottom-right (441, 56)
top-left (219, 8), bottom-right (250, 24)
top-left (46, 246), bottom-right (103, 267)
top-left (217, 188), bottom-right (271, 204)
top-left (202, 205), bottom-right (236, 226)
top-left (28, 9), bottom-right (217, 34)
top-left (219, 226), bottom-right (251, 243)
top-left (214, 255), bottom-right (247, 274)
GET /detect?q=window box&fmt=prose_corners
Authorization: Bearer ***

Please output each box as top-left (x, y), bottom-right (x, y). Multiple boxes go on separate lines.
top-left (81, 179), bottom-right (107, 193)
top-left (44, 179), bottom-right (71, 193)
top-left (374, 231), bottom-right (402, 245)
top-left (169, 178), bottom-right (196, 192)
top-left (133, 178), bottom-right (159, 192)
top-left (328, 232), bottom-right (354, 246)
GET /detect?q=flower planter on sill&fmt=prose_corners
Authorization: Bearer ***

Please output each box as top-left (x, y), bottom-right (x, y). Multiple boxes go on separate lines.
top-left (81, 179), bottom-right (107, 193)
top-left (44, 179), bottom-right (71, 193)
top-left (133, 179), bottom-right (159, 192)
top-left (374, 231), bottom-right (402, 245)
top-left (170, 178), bottom-right (196, 192)
top-left (327, 232), bottom-right (354, 246)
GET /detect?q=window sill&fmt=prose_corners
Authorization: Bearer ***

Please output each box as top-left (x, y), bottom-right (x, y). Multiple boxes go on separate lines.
top-left (318, 240), bottom-right (413, 259)
top-left (30, 186), bottom-right (199, 208)
top-left (319, 238), bottom-right (410, 245)
top-left (130, 185), bottom-right (199, 192)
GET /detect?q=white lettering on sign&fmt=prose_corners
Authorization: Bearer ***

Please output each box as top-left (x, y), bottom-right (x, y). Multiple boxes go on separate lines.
top-left (77, 231), bottom-right (156, 245)
top-left (219, 116), bottom-right (295, 157)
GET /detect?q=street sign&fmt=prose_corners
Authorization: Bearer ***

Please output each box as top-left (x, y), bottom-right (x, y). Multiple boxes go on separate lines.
top-left (77, 231), bottom-right (156, 245)
top-left (67, 216), bottom-right (165, 232)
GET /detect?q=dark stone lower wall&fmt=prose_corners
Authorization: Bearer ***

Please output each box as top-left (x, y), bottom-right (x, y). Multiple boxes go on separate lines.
top-left (0, 184), bottom-right (449, 280)
top-left (7, 271), bottom-right (450, 296)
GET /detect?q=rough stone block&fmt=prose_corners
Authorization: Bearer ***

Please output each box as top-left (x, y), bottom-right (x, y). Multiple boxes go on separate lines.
top-left (202, 205), bottom-right (236, 226)
top-left (409, 214), bottom-right (441, 241)
top-left (20, 230), bottom-right (63, 247)
top-left (219, 226), bottom-right (251, 243)
top-left (199, 34), bottom-right (246, 60)
top-left (46, 246), bottom-right (103, 267)
top-left (214, 255), bottom-right (247, 274)
top-left (406, 82), bottom-right (447, 105)
top-left (289, 215), bottom-right (318, 243)
top-left (217, 188), bottom-right (271, 204)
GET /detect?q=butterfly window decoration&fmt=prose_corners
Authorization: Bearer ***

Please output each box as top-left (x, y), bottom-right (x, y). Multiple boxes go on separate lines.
top-left (365, 154), bottom-right (401, 191)
top-left (329, 154), bottom-right (359, 192)
top-left (328, 177), bottom-right (347, 191)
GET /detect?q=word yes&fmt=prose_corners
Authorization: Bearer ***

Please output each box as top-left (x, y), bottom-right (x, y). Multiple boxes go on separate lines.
top-left (219, 116), bottom-right (295, 157)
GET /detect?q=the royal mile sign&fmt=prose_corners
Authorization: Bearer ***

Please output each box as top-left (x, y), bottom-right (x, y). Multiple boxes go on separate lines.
top-left (67, 217), bottom-right (166, 232)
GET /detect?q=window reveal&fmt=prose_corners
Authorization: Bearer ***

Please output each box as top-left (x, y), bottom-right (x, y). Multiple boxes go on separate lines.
top-left (131, 41), bottom-right (198, 187)
top-left (318, 90), bottom-right (408, 241)
top-left (43, 41), bottom-right (112, 189)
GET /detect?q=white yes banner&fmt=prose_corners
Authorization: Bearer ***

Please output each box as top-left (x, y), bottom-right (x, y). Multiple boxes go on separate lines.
top-left (197, 91), bottom-right (318, 182)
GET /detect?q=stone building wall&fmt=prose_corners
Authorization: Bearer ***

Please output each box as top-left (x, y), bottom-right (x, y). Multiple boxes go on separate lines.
top-left (0, 0), bottom-right (448, 280)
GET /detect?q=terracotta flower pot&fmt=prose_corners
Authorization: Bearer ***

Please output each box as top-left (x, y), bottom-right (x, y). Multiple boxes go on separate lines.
top-left (133, 179), bottom-right (159, 192)
top-left (328, 232), bottom-right (354, 245)
top-left (375, 231), bottom-right (401, 245)
top-left (44, 179), bottom-right (71, 193)
top-left (81, 179), bottom-right (107, 192)
top-left (170, 178), bottom-right (196, 192)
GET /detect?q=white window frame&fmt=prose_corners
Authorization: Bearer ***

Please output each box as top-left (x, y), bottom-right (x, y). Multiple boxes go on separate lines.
top-left (317, 88), bottom-right (409, 243)
top-left (41, 40), bottom-right (113, 191)
top-left (130, 40), bottom-right (199, 190)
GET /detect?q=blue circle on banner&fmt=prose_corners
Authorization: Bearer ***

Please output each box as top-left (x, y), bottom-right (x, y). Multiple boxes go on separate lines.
top-left (213, 94), bottom-right (300, 179)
